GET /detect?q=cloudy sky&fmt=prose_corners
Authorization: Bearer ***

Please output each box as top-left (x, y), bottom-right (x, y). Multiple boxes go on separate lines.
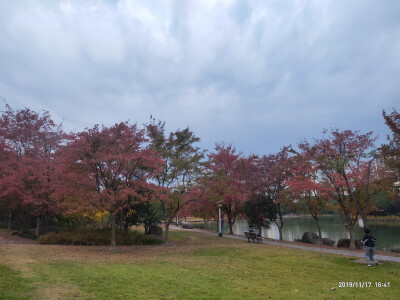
top-left (1, 0), bottom-right (399, 155)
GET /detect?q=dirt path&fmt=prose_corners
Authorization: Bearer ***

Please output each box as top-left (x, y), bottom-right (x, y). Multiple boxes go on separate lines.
top-left (0, 229), bottom-right (36, 245)
top-left (170, 225), bottom-right (400, 263)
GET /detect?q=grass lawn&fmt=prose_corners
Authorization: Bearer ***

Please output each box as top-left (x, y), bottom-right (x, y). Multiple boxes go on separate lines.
top-left (0, 230), bottom-right (399, 299)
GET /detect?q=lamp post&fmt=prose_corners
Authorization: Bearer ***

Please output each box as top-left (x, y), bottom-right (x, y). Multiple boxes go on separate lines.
top-left (217, 201), bottom-right (223, 237)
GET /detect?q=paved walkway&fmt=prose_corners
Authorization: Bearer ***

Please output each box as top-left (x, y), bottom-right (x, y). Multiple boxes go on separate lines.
top-left (170, 225), bottom-right (400, 263)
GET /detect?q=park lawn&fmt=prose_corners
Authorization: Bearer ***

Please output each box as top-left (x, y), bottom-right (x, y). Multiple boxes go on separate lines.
top-left (0, 264), bottom-right (36, 300)
top-left (0, 231), bottom-right (399, 299)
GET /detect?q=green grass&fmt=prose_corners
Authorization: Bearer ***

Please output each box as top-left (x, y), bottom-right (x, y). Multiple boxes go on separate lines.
top-left (0, 265), bottom-right (36, 300)
top-left (1, 231), bottom-right (399, 299)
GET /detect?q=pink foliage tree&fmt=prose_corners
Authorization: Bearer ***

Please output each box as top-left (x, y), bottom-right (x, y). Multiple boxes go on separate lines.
top-left (288, 142), bottom-right (332, 244)
top-left (313, 129), bottom-right (379, 249)
top-left (253, 147), bottom-right (294, 240)
top-left (0, 104), bottom-right (64, 235)
top-left (185, 199), bottom-right (216, 228)
top-left (58, 122), bottom-right (163, 247)
top-left (206, 144), bottom-right (251, 234)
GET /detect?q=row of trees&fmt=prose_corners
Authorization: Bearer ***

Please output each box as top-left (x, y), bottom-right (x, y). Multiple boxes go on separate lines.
top-left (184, 110), bottom-right (399, 249)
top-left (0, 105), bottom-right (201, 246)
top-left (1, 103), bottom-right (399, 249)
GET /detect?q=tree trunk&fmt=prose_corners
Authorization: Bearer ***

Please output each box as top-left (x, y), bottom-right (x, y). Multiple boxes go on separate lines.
top-left (362, 158), bottom-right (373, 229)
top-left (314, 216), bottom-right (323, 245)
top-left (164, 218), bottom-right (170, 243)
top-left (8, 211), bottom-right (12, 230)
top-left (18, 214), bottom-right (24, 234)
top-left (278, 225), bottom-right (283, 241)
top-left (119, 211), bottom-right (124, 230)
top-left (25, 215), bottom-right (30, 232)
top-left (227, 216), bottom-right (233, 234)
top-left (348, 225), bottom-right (356, 250)
top-left (274, 219), bottom-right (284, 241)
top-left (35, 216), bottom-right (41, 236)
top-left (44, 215), bottom-right (49, 226)
top-left (276, 204), bottom-right (284, 240)
top-left (111, 213), bottom-right (116, 248)
top-left (361, 213), bottom-right (368, 229)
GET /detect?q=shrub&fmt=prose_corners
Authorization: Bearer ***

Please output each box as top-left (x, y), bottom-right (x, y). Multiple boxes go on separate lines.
top-left (37, 228), bottom-right (163, 246)
top-left (15, 231), bottom-right (38, 240)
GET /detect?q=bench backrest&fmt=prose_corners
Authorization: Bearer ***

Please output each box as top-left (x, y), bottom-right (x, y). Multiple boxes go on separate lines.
top-left (249, 232), bottom-right (257, 239)
top-left (244, 231), bottom-right (258, 239)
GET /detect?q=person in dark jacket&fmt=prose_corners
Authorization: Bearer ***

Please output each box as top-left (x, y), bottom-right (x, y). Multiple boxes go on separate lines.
top-left (361, 228), bottom-right (378, 266)
top-left (249, 225), bottom-right (261, 237)
top-left (248, 225), bottom-right (255, 233)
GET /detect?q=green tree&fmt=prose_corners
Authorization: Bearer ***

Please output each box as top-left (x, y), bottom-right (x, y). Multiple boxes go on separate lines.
top-left (243, 193), bottom-right (276, 236)
top-left (146, 118), bottom-right (205, 243)
top-left (123, 200), bottom-right (163, 234)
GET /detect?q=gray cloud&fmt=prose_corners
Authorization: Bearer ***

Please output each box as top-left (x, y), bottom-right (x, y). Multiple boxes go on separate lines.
top-left (0, 0), bottom-right (399, 155)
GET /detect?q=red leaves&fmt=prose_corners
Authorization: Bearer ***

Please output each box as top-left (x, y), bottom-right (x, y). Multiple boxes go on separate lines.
top-left (313, 129), bottom-right (378, 191)
top-left (381, 108), bottom-right (400, 183)
top-left (204, 144), bottom-right (254, 232)
top-left (0, 105), bottom-right (64, 217)
top-left (296, 129), bottom-right (381, 222)
top-left (206, 144), bottom-right (249, 205)
top-left (252, 147), bottom-right (294, 198)
top-left (58, 122), bottom-right (163, 215)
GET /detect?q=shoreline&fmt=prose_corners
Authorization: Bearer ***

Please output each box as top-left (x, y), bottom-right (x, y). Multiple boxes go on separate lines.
top-left (169, 225), bottom-right (400, 262)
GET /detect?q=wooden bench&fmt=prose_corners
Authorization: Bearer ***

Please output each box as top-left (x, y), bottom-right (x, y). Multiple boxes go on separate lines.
top-left (244, 231), bottom-right (263, 243)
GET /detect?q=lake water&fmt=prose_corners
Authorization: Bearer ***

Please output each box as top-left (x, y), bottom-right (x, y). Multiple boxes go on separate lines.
top-left (191, 215), bottom-right (400, 252)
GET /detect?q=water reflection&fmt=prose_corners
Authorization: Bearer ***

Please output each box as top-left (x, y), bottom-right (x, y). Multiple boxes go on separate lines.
top-left (193, 215), bottom-right (400, 252)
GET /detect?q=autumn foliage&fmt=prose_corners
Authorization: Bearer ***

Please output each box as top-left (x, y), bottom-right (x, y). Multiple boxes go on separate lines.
top-left (205, 144), bottom-right (251, 234)
top-left (56, 122), bottom-right (163, 246)
top-left (0, 105), bottom-right (64, 235)
top-left (1, 102), bottom-right (398, 250)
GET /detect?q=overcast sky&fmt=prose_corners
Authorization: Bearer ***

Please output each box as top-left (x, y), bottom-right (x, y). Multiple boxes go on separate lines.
top-left (1, 0), bottom-right (399, 155)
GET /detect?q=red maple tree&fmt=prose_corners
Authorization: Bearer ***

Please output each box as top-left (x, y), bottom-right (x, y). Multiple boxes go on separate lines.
top-left (313, 129), bottom-right (379, 249)
top-left (253, 147), bottom-right (294, 240)
top-left (57, 122), bottom-right (163, 247)
top-left (288, 142), bottom-right (332, 244)
top-left (205, 144), bottom-right (252, 234)
top-left (381, 108), bottom-right (400, 190)
top-left (185, 199), bottom-right (216, 228)
top-left (0, 105), bottom-right (64, 235)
